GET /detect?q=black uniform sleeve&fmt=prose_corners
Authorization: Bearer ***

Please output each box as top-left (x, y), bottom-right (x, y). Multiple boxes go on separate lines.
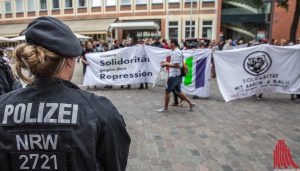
top-left (90, 96), bottom-right (131, 171)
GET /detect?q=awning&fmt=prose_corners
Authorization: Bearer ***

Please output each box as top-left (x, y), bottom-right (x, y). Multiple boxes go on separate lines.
top-left (0, 23), bottom-right (28, 37)
top-left (109, 22), bottom-right (159, 31)
top-left (64, 18), bottom-right (116, 34)
top-left (0, 18), bottom-right (116, 37)
top-left (0, 36), bottom-right (14, 42)
top-left (11, 34), bottom-right (91, 41)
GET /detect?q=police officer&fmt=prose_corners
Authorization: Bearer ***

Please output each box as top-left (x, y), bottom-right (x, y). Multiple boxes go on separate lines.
top-left (0, 17), bottom-right (130, 171)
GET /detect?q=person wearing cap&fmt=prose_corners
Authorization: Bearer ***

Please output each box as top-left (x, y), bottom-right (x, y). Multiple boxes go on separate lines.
top-left (0, 17), bottom-right (130, 171)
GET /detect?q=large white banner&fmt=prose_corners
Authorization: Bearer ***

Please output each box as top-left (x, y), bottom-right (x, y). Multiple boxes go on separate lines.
top-left (214, 44), bottom-right (300, 102)
top-left (83, 45), bottom-right (169, 86)
top-left (181, 49), bottom-right (212, 97)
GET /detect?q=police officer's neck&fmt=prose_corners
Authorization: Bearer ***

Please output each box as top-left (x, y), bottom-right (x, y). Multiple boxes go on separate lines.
top-left (54, 58), bottom-right (75, 81)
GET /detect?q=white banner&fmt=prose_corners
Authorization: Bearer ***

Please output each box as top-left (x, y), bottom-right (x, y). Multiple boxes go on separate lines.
top-left (83, 45), bottom-right (169, 86)
top-left (214, 44), bottom-right (300, 102)
top-left (181, 49), bottom-right (212, 97)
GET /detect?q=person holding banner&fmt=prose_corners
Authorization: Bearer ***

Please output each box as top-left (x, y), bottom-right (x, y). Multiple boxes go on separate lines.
top-left (158, 39), bottom-right (195, 112)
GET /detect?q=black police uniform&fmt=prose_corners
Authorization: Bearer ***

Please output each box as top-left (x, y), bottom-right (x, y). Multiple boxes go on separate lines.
top-left (0, 16), bottom-right (130, 171)
top-left (0, 77), bottom-right (131, 171)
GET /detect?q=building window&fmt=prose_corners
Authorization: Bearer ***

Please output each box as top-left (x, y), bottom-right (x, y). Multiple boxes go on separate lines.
top-left (185, 0), bottom-right (197, 2)
top-left (106, 0), bottom-right (115, 6)
top-left (40, 0), bottom-right (47, 10)
top-left (4, 0), bottom-right (12, 13)
top-left (185, 21), bottom-right (195, 38)
top-left (136, 0), bottom-right (146, 5)
top-left (78, 0), bottom-right (86, 7)
top-left (92, 0), bottom-right (101, 7)
top-left (16, 0), bottom-right (24, 12)
top-left (168, 21), bottom-right (178, 40)
top-left (202, 0), bottom-right (214, 2)
top-left (65, 0), bottom-right (72, 8)
top-left (202, 21), bottom-right (213, 39)
top-left (121, 0), bottom-right (131, 5)
top-left (28, 0), bottom-right (36, 11)
top-left (169, 0), bottom-right (179, 3)
top-left (152, 0), bottom-right (163, 4)
top-left (52, 0), bottom-right (59, 9)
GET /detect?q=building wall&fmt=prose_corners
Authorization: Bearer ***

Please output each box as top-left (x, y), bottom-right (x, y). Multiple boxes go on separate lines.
top-left (0, 0), bottom-right (219, 41)
top-left (272, 1), bottom-right (300, 41)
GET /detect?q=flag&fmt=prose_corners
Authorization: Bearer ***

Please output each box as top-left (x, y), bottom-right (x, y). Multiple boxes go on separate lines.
top-left (181, 49), bottom-right (212, 98)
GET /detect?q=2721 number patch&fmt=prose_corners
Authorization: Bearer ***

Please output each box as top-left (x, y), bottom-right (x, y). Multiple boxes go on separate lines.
top-left (9, 152), bottom-right (67, 171)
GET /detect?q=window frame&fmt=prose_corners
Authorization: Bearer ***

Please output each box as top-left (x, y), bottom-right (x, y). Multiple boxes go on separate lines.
top-left (64, 0), bottom-right (73, 9)
top-left (40, 0), bottom-right (47, 11)
top-left (105, 0), bottom-right (116, 6)
top-left (91, 0), bottom-right (102, 7)
top-left (78, 0), bottom-right (87, 8)
top-left (121, 0), bottom-right (131, 6)
top-left (152, 0), bottom-right (163, 4)
top-left (52, 0), bottom-right (60, 10)
top-left (135, 0), bottom-right (147, 5)
top-left (4, 0), bottom-right (12, 14)
top-left (16, 0), bottom-right (24, 13)
top-left (168, 0), bottom-right (179, 4)
top-left (27, 0), bottom-right (36, 12)
top-left (185, 20), bottom-right (196, 39)
top-left (201, 20), bottom-right (213, 39)
top-left (168, 21), bottom-right (179, 40)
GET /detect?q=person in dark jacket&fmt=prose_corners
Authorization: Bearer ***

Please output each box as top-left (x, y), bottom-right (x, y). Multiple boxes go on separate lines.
top-left (0, 16), bottom-right (130, 171)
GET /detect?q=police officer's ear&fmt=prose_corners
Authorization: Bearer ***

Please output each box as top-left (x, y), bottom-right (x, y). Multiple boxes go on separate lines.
top-left (65, 58), bottom-right (76, 68)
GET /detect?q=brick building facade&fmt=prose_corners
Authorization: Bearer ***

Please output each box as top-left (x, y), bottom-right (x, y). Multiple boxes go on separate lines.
top-left (0, 0), bottom-right (220, 44)
top-left (272, 1), bottom-right (300, 41)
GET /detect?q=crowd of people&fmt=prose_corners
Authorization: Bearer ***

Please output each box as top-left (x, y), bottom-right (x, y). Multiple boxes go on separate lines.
top-left (76, 36), bottom-right (300, 103)
top-left (1, 36), bottom-right (300, 101)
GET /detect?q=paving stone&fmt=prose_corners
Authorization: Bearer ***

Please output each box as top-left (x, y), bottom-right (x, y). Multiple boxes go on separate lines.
top-left (72, 63), bottom-right (300, 171)
top-left (190, 150), bottom-right (200, 157)
top-left (221, 165), bottom-right (234, 171)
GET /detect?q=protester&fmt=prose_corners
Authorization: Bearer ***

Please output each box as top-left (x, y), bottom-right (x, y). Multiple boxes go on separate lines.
top-left (0, 16), bottom-right (130, 171)
top-left (251, 38), bottom-right (269, 100)
top-left (222, 39), bottom-right (233, 50)
top-left (0, 49), bottom-right (14, 95)
top-left (151, 38), bottom-right (164, 48)
top-left (81, 41), bottom-right (93, 75)
top-left (158, 39), bottom-right (195, 112)
top-left (162, 39), bottom-right (170, 49)
top-left (291, 37), bottom-right (300, 102)
top-left (218, 40), bottom-right (225, 50)
top-left (199, 41), bottom-right (206, 49)
top-left (111, 40), bottom-right (121, 50)
top-left (93, 39), bottom-right (103, 52)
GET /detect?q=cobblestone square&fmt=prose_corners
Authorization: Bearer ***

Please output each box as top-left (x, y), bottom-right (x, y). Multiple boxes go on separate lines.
top-left (73, 64), bottom-right (300, 171)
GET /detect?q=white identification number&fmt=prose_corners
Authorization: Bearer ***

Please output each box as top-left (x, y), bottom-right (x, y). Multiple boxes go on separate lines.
top-left (19, 154), bottom-right (57, 170)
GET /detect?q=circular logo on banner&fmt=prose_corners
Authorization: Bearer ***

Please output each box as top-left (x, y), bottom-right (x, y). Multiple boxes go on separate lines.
top-left (243, 51), bottom-right (272, 76)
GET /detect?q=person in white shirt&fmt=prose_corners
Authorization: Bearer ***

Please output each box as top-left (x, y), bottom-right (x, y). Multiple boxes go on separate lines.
top-left (158, 39), bottom-right (194, 112)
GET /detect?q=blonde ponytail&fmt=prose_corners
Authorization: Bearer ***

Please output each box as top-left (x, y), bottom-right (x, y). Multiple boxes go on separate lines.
top-left (13, 43), bottom-right (65, 84)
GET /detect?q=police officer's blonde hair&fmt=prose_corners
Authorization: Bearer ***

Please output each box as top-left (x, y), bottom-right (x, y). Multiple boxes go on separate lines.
top-left (13, 43), bottom-right (65, 84)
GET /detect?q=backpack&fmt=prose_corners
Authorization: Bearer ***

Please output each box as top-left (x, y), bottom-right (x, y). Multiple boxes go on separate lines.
top-left (179, 51), bottom-right (188, 77)
top-left (0, 57), bottom-right (14, 95)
